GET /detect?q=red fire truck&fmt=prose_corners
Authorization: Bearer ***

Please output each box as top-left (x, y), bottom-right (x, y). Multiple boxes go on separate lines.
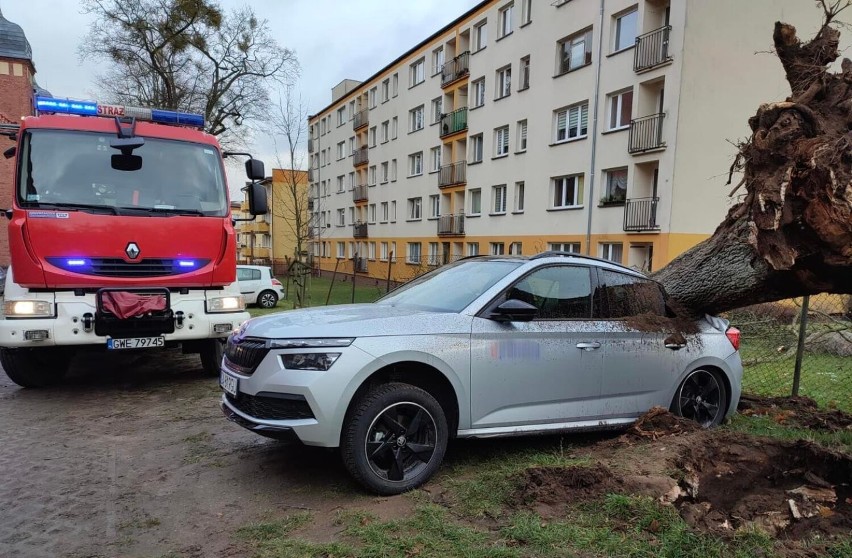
top-left (0, 96), bottom-right (267, 387)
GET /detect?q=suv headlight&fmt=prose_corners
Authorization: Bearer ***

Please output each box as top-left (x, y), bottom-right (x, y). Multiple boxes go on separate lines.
top-left (207, 295), bottom-right (246, 313)
top-left (282, 353), bottom-right (341, 371)
top-left (3, 300), bottom-right (54, 318)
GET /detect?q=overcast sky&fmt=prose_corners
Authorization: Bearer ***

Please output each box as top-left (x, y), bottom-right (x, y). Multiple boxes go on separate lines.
top-left (3, 0), bottom-right (481, 195)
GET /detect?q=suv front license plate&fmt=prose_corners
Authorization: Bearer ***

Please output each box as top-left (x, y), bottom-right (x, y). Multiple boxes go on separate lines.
top-left (107, 336), bottom-right (165, 350)
top-left (220, 370), bottom-right (238, 397)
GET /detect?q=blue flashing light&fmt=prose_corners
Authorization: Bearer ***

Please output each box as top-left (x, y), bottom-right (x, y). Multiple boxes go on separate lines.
top-left (36, 97), bottom-right (97, 117)
top-left (34, 96), bottom-right (205, 128)
top-left (177, 260), bottom-right (197, 268)
top-left (151, 109), bottom-right (205, 128)
top-left (66, 259), bottom-right (87, 267)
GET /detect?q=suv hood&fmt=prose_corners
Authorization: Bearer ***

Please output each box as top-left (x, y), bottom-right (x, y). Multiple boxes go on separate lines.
top-left (242, 304), bottom-right (472, 339)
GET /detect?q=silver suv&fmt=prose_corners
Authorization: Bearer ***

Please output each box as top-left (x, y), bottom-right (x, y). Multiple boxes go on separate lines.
top-left (220, 253), bottom-right (742, 494)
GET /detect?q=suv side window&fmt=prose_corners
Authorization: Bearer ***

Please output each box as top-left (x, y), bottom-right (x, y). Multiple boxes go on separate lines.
top-left (505, 266), bottom-right (592, 319)
top-left (237, 268), bottom-right (253, 281)
top-left (597, 269), bottom-right (666, 318)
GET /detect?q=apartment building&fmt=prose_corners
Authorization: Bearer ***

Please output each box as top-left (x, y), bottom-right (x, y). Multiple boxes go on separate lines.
top-left (307, 0), bottom-right (838, 282)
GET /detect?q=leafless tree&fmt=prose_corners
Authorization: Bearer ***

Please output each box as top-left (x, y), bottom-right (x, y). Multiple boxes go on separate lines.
top-left (79, 0), bottom-right (298, 147)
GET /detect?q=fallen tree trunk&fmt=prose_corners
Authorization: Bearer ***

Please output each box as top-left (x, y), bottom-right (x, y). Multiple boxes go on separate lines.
top-left (653, 6), bottom-right (852, 316)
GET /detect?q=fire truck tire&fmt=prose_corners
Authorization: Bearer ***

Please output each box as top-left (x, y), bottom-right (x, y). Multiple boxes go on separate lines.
top-left (0, 348), bottom-right (70, 388)
top-left (199, 338), bottom-right (225, 377)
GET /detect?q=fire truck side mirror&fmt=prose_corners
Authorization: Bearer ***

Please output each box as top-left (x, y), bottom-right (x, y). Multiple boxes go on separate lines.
top-left (247, 182), bottom-right (268, 216)
top-left (245, 158), bottom-right (265, 181)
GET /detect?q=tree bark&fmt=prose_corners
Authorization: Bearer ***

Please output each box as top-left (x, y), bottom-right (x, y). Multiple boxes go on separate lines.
top-left (653, 13), bottom-right (852, 316)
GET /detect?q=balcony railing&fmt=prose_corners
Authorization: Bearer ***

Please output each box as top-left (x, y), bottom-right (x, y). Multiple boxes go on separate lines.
top-left (634, 25), bottom-right (672, 73)
top-left (353, 222), bottom-right (368, 238)
top-left (628, 113), bottom-right (666, 154)
top-left (353, 108), bottom-right (368, 130)
top-left (439, 161), bottom-right (467, 188)
top-left (353, 184), bottom-right (368, 203)
top-left (624, 197), bottom-right (660, 232)
top-left (437, 214), bottom-right (465, 236)
top-left (354, 256), bottom-right (369, 272)
top-left (440, 107), bottom-right (468, 138)
top-left (441, 51), bottom-right (470, 87)
top-left (353, 145), bottom-right (369, 166)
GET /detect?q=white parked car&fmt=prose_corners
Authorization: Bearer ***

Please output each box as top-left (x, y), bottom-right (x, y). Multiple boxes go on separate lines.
top-left (236, 265), bottom-right (285, 308)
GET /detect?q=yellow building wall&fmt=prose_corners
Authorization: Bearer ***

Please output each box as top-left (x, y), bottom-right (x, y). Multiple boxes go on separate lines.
top-left (271, 168), bottom-right (309, 264)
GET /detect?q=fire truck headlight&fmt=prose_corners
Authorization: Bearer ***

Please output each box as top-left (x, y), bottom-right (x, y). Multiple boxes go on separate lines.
top-left (3, 300), bottom-right (54, 318)
top-left (206, 295), bottom-right (245, 313)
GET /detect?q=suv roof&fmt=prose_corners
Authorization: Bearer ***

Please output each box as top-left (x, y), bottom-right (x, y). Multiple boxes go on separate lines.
top-left (459, 252), bottom-right (646, 278)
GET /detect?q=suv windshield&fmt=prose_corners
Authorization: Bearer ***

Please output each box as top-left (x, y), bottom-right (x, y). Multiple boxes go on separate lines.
top-left (17, 130), bottom-right (227, 216)
top-left (376, 259), bottom-right (522, 313)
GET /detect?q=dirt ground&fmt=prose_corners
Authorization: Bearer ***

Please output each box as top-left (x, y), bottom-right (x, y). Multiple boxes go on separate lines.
top-left (1, 354), bottom-right (850, 558)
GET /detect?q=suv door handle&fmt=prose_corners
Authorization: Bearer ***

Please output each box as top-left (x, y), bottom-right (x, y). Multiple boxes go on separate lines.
top-left (665, 343), bottom-right (686, 350)
top-left (576, 342), bottom-right (601, 351)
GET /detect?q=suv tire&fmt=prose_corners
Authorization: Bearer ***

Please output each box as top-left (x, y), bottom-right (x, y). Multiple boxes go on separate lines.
top-left (0, 348), bottom-right (71, 388)
top-left (342, 382), bottom-right (448, 495)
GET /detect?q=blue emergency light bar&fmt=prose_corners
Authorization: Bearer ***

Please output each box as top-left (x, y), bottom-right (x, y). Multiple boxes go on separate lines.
top-left (34, 96), bottom-right (205, 128)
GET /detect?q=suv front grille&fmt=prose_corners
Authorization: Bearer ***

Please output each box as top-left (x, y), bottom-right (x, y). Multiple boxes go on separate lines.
top-left (226, 392), bottom-right (315, 420)
top-left (224, 337), bottom-right (269, 375)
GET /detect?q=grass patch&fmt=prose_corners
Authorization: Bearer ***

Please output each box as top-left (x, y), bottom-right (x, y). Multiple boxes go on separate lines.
top-left (182, 431), bottom-right (217, 465)
top-left (247, 275), bottom-right (385, 318)
top-left (724, 413), bottom-right (852, 453)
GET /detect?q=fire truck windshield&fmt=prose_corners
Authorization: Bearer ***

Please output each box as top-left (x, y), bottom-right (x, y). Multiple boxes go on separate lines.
top-left (17, 130), bottom-right (228, 217)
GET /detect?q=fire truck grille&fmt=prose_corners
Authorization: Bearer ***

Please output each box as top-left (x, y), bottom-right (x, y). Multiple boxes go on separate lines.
top-left (46, 258), bottom-right (210, 277)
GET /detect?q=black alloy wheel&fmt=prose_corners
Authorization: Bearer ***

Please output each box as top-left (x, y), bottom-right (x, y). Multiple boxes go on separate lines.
top-left (675, 368), bottom-right (727, 427)
top-left (365, 402), bottom-right (437, 483)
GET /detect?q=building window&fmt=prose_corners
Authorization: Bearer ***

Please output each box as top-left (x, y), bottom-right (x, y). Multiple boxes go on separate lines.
top-left (407, 242), bottom-right (422, 264)
top-left (391, 200), bottom-right (397, 222)
top-left (471, 133), bottom-right (484, 162)
top-left (337, 208), bottom-right (345, 226)
top-left (392, 116), bottom-right (399, 139)
top-left (408, 152), bottom-right (423, 176)
top-left (369, 87), bottom-right (377, 108)
top-left (368, 242), bottom-right (376, 260)
top-left (473, 78), bottom-right (486, 107)
top-left (408, 197), bottom-right (422, 221)
top-left (392, 73), bottom-right (399, 96)
top-left (368, 165), bottom-right (377, 186)
top-left (554, 102), bottom-right (589, 142)
top-left (494, 125), bottom-right (510, 156)
top-left (409, 105), bottom-right (424, 132)
top-left (613, 9), bottom-right (638, 52)
top-left (607, 89), bottom-right (633, 131)
top-left (552, 175), bottom-right (582, 208)
top-left (603, 167), bottom-right (628, 203)
top-left (380, 242), bottom-right (388, 260)
top-left (599, 242), bottom-right (624, 264)
top-left (492, 184), bottom-right (507, 214)
top-left (348, 172), bottom-right (355, 189)
top-left (369, 126), bottom-right (377, 147)
top-left (469, 188), bottom-right (482, 215)
top-left (558, 28), bottom-right (593, 74)
top-left (499, 3), bottom-right (513, 38)
top-left (380, 202), bottom-right (388, 223)
top-left (429, 194), bottom-right (440, 218)
top-left (430, 146), bottom-right (442, 172)
top-left (490, 242), bottom-right (505, 255)
top-left (521, 0), bottom-right (532, 25)
top-left (381, 120), bottom-right (389, 142)
top-left (381, 79), bottom-right (390, 102)
top-left (336, 141), bottom-right (345, 160)
top-left (381, 162), bottom-right (389, 183)
top-left (391, 159), bottom-right (398, 181)
top-left (348, 207), bottom-right (355, 225)
top-left (519, 55), bottom-right (530, 90)
top-left (428, 242), bottom-right (440, 266)
top-left (337, 175), bottom-right (345, 193)
top-left (549, 242), bottom-right (580, 253)
top-left (368, 204), bottom-right (376, 223)
top-left (509, 241), bottom-right (523, 255)
top-left (496, 66), bottom-right (511, 99)
top-left (474, 20), bottom-right (488, 51)
top-left (517, 119), bottom-right (527, 152)
top-left (432, 46), bottom-right (444, 75)
top-left (410, 57), bottom-right (425, 86)
top-left (337, 107), bottom-right (346, 126)
top-left (467, 242), bottom-right (480, 256)
top-left (514, 181), bottom-right (525, 212)
top-left (431, 97), bottom-right (443, 124)
top-left (336, 242), bottom-right (345, 259)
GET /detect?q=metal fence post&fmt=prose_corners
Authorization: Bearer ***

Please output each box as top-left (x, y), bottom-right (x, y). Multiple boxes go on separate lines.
top-left (792, 295), bottom-right (810, 397)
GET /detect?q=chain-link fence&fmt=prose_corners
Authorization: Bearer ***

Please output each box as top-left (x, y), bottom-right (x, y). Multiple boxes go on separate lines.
top-left (727, 294), bottom-right (852, 411)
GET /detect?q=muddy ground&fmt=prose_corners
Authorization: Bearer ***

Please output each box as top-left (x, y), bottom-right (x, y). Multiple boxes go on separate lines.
top-left (1, 353), bottom-right (850, 557)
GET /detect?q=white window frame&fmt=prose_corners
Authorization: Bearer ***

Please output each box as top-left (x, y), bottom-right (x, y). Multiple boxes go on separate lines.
top-left (368, 126), bottom-right (377, 147)
top-left (409, 105), bottom-right (424, 132)
top-left (473, 78), bottom-right (486, 107)
top-left (492, 184), bottom-right (507, 214)
top-left (380, 241), bottom-right (389, 261)
top-left (521, 0), bottom-right (532, 25)
top-left (607, 88), bottom-right (633, 131)
top-left (336, 242), bottom-right (345, 259)
top-left (409, 152), bottom-right (423, 177)
top-left (558, 28), bottom-right (593, 74)
top-left (381, 79), bottom-right (390, 102)
top-left (499, 3), bottom-right (513, 38)
top-left (336, 141), bottom-right (345, 160)
top-left (613, 8), bottom-right (638, 53)
top-left (603, 167), bottom-right (628, 203)
top-left (549, 242), bottom-right (581, 253)
top-left (471, 133), bottom-right (484, 163)
top-left (554, 102), bottom-right (589, 143)
top-left (430, 146), bottom-right (442, 172)
top-left (429, 194), bottom-right (440, 218)
top-left (431, 97), bottom-right (443, 124)
top-left (517, 119), bottom-right (527, 152)
top-left (336, 208), bottom-right (345, 226)
top-left (380, 202), bottom-right (388, 223)
top-left (514, 181), bottom-right (525, 213)
top-left (469, 188), bottom-right (482, 216)
top-left (381, 120), bottom-right (389, 143)
top-left (391, 200), bottom-right (397, 222)
top-left (474, 20), bottom-right (488, 51)
top-left (391, 160), bottom-right (398, 181)
top-left (467, 242), bottom-right (480, 256)
top-left (428, 242), bottom-right (440, 266)
top-left (368, 165), bottom-right (377, 186)
top-left (490, 242), bottom-right (505, 255)
top-left (494, 126), bottom-right (510, 157)
top-left (552, 175), bottom-right (582, 208)
top-left (599, 242), bottom-right (624, 264)
top-left (336, 175), bottom-right (345, 193)
top-left (368, 204), bottom-right (376, 224)
top-left (496, 66), bottom-right (511, 99)
top-left (407, 197), bottom-right (422, 220)
top-left (369, 87), bottom-right (377, 109)
top-left (381, 162), bottom-right (389, 183)
top-left (432, 46), bottom-right (445, 75)
top-left (407, 242), bottom-right (422, 264)
top-left (392, 73), bottom-right (399, 96)
top-left (519, 55), bottom-right (530, 90)
top-left (392, 117), bottom-right (399, 139)
top-left (410, 58), bottom-right (425, 87)
top-left (509, 241), bottom-right (523, 255)
top-left (337, 107), bottom-right (346, 126)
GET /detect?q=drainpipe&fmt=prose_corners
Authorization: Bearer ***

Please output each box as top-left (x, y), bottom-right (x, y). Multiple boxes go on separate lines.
top-left (584, 0), bottom-right (606, 255)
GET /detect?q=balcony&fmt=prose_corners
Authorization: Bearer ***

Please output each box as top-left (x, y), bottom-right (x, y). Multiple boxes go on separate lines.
top-left (440, 108), bottom-right (468, 138)
top-left (437, 214), bottom-right (465, 236)
top-left (353, 184), bottom-right (368, 203)
top-left (354, 256), bottom-right (369, 273)
top-left (628, 113), bottom-right (666, 154)
top-left (353, 108), bottom-right (368, 130)
top-left (623, 197), bottom-right (660, 232)
top-left (353, 145), bottom-right (369, 166)
top-left (438, 161), bottom-right (467, 188)
top-left (353, 222), bottom-right (368, 238)
top-left (441, 51), bottom-right (470, 87)
top-left (634, 26), bottom-right (672, 73)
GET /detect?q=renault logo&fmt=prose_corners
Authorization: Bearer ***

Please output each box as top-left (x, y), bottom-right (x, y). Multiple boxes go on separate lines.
top-left (125, 242), bottom-right (140, 260)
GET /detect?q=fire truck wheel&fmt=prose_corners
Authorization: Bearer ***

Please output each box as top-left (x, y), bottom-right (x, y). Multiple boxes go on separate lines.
top-left (199, 338), bottom-right (225, 377)
top-left (0, 348), bottom-right (71, 388)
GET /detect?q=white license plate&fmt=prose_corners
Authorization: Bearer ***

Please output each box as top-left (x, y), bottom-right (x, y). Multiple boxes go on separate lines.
top-left (220, 370), bottom-right (238, 397)
top-left (107, 336), bottom-right (165, 350)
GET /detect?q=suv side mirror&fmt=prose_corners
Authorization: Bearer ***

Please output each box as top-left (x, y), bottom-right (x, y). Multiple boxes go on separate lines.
top-left (245, 158), bottom-right (265, 181)
top-left (247, 182), bottom-right (268, 216)
top-left (490, 299), bottom-right (538, 322)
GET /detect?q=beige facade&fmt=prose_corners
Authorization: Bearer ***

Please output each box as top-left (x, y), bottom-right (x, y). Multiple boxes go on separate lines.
top-left (307, 0), bottom-right (843, 282)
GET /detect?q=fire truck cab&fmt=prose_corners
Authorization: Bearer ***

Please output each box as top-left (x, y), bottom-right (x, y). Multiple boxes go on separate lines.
top-left (0, 97), bottom-right (266, 387)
